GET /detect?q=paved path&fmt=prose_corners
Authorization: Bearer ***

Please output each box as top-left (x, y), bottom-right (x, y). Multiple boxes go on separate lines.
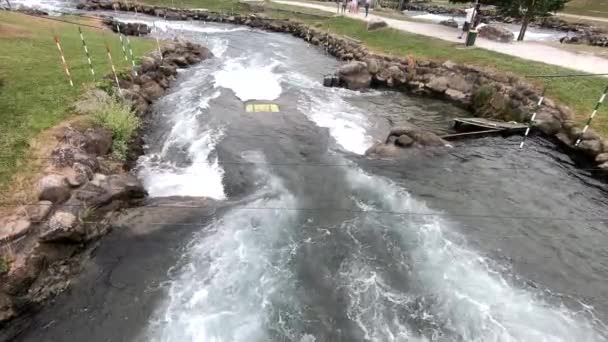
top-left (557, 12), bottom-right (608, 24)
top-left (274, 0), bottom-right (608, 74)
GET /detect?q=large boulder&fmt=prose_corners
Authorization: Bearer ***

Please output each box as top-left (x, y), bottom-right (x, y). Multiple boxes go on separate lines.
top-left (478, 24), bottom-right (514, 43)
top-left (0, 215), bottom-right (31, 243)
top-left (38, 174), bottom-right (71, 204)
top-left (83, 127), bottom-right (112, 156)
top-left (439, 19), bottom-right (459, 28)
top-left (338, 61), bottom-right (372, 90)
top-left (40, 211), bottom-right (82, 243)
top-left (386, 126), bottom-right (450, 148)
top-left (367, 18), bottom-right (388, 31)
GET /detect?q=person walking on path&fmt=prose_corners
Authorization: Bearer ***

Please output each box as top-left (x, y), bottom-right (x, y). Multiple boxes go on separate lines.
top-left (364, 0), bottom-right (371, 17)
top-left (458, 5), bottom-right (476, 39)
top-left (341, 0), bottom-right (347, 14)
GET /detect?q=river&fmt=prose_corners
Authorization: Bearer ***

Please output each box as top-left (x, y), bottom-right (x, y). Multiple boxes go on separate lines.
top-left (9, 12), bottom-right (608, 342)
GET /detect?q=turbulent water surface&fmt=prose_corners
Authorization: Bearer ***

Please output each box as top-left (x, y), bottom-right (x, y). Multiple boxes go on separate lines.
top-left (12, 13), bottom-right (608, 342)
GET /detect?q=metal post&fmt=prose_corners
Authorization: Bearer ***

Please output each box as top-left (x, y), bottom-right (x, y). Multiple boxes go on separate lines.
top-left (53, 35), bottom-right (74, 87)
top-left (519, 87), bottom-right (545, 148)
top-left (575, 84), bottom-right (608, 146)
top-left (105, 43), bottom-right (123, 97)
top-left (77, 27), bottom-right (96, 81)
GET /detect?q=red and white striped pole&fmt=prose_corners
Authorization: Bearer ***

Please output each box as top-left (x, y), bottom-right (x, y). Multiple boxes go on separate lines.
top-left (53, 35), bottom-right (74, 87)
top-left (575, 84), bottom-right (608, 146)
top-left (519, 88), bottom-right (545, 148)
top-left (77, 27), bottom-right (96, 81)
top-left (105, 43), bottom-right (123, 97)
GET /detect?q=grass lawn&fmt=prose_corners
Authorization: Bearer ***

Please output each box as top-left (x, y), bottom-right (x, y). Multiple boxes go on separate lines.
top-left (0, 12), bottom-right (154, 191)
top-left (564, 0), bottom-right (608, 18)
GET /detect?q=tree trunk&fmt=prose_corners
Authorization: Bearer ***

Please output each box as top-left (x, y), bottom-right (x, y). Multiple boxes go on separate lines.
top-left (517, 0), bottom-right (535, 41)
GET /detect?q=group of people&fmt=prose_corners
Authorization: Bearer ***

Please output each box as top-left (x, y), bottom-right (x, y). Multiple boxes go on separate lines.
top-left (337, 0), bottom-right (373, 17)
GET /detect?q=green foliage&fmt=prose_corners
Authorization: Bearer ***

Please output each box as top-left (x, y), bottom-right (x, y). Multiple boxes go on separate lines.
top-left (95, 79), bottom-right (116, 97)
top-left (472, 85), bottom-right (495, 109)
top-left (0, 256), bottom-right (10, 275)
top-left (92, 97), bottom-right (141, 161)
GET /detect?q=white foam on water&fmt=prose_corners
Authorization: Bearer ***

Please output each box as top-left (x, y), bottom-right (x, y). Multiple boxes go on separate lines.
top-left (289, 72), bottom-right (374, 155)
top-left (7, 0), bottom-right (74, 13)
top-left (143, 154), bottom-right (302, 342)
top-left (214, 57), bottom-right (283, 101)
top-left (137, 88), bottom-right (226, 199)
top-left (413, 12), bottom-right (464, 25)
top-left (208, 37), bottom-right (229, 57)
top-left (117, 17), bottom-right (248, 34)
top-left (342, 168), bottom-right (607, 341)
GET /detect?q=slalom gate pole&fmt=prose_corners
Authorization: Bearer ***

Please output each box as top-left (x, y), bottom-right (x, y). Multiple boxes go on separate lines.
top-left (153, 21), bottom-right (163, 61)
top-left (575, 84), bottom-right (608, 146)
top-left (77, 27), bottom-right (96, 81)
top-left (105, 43), bottom-right (123, 97)
top-left (53, 35), bottom-right (74, 87)
top-left (519, 87), bottom-right (546, 149)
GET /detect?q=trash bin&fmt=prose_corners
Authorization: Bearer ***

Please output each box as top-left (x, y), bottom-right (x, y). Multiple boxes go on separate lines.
top-left (465, 29), bottom-right (478, 47)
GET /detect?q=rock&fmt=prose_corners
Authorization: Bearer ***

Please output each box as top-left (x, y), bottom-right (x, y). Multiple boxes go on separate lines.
top-left (365, 142), bottom-right (402, 157)
top-left (338, 61), bottom-right (372, 90)
top-left (0, 292), bottom-right (14, 322)
top-left (103, 174), bottom-right (147, 200)
top-left (0, 215), bottom-right (31, 243)
top-left (160, 65), bottom-right (177, 77)
top-left (38, 174), bottom-right (71, 204)
top-left (478, 24), bottom-right (514, 43)
top-left (66, 163), bottom-right (93, 187)
top-left (21, 200), bottom-right (53, 223)
top-left (578, 138), bottom-right (603, 156)
top-left (396, 134), bottom-right (414, 147)
top-left (141, 80), bottom-right (164, 100)
top-left (40, 211), bottom-right (82, 243)
top-left (598, 161), bottom-right (608, 172)
top-left (140, 56), bottom-right (158, 73)
top-left (365, 58), bottom-right (382, 74)
top-left (367, 18), bottom-right (388, 31)
top-left (534, 111), bottom-right (562, 135)
top-left (444, 88), bottom-right (469, 104)
top-left (446, 74), bottom-right (472, 93)
top-left (83, 127), bottom-right (112, 156)
top-left (596, 153), bottom-right (608, 164)
top-left (426, 76), bottom-right (449, 93)
top-left (439, 19), bottom-right (459, 28)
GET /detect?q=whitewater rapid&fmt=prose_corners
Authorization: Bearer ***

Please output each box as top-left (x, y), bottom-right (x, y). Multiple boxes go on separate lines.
top-left (128, 18), bottom-right (608, 342)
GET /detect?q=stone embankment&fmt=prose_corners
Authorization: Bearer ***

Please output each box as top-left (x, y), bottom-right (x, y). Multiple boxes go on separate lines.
top-left (79, 0), bottom-right (608, 172)
top-left (103, 17), bottom-right (151, 36)
top-left (0, 40), bottom-right (211, 336)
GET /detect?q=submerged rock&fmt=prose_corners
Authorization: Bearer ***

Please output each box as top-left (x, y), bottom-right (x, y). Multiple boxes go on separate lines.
top-left (338, 61), bottom-right (372, 90)
top-left (478, 24), bottom-right (514, 43)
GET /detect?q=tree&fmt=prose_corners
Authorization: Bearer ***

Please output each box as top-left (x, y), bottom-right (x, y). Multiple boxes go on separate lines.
top-left (450, 0), bottom-right (570, 41)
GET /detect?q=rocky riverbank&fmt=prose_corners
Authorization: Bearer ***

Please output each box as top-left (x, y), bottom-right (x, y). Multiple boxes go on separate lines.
top-left (0, 40), bottom-right (211, 339)
top-left (103, 17), bottom-right (151, 36)
top-left (78, 0), bottom-right (608, 172)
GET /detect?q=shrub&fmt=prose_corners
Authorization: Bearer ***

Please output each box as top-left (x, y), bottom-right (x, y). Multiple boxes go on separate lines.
top-left (92, 97), bottom-right (140, 161)
top-left (0, 255), bottom-right (10, 275)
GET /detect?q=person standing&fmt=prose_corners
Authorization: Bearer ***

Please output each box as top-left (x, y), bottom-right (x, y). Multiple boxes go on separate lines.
top-left (458, 5), bottom-right (476, 39)
top-left (364, 0), bottom-right (371, 17)
top-left (341, 0), bottom-right (347, 14)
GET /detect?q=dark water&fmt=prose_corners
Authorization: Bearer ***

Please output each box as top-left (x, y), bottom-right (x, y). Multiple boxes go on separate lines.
top-left (12, 15), bottom-right (608, 342)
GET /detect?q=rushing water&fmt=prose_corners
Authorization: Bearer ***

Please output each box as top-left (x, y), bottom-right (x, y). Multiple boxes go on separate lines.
top-left (11, 12), bottom-right (608, 342)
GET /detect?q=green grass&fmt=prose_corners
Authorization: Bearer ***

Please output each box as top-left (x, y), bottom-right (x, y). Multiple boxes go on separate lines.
top-left (0, 12), bottom-right (154, 189)
top-left (92, 95), bottom-right (141, 161)
top-left (564, 0), bottom-right (608, 18)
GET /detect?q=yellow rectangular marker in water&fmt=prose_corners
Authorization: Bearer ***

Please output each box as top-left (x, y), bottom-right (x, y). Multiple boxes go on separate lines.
top-left (245, 103), bottom-right (280, 113)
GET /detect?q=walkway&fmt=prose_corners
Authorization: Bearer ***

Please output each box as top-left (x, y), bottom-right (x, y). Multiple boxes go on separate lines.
top-left (273, 0), bottom-right (608, 74)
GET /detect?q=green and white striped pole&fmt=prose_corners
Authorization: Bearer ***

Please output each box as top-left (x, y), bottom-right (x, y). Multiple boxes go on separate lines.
top-left (575, 84), bottom-right (608, 146)
top-left (77, 27), bottom-right (96, 81)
